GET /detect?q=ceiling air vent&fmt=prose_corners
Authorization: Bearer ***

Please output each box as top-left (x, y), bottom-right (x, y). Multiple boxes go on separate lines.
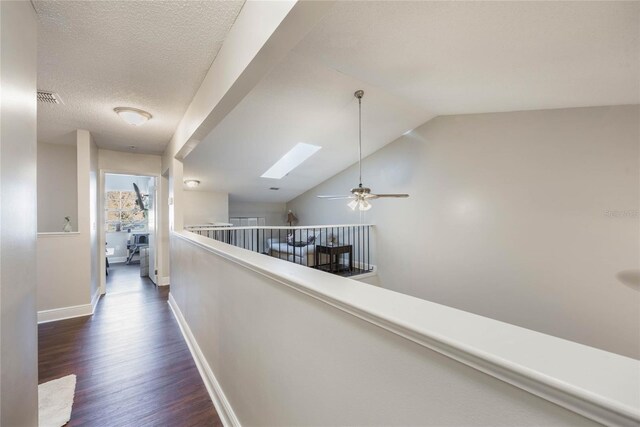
top-left (37, 90), bottom-right (63, 104)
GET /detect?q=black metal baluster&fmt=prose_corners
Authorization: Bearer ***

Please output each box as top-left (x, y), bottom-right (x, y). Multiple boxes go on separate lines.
top-left (361, 225), bottom-right (364, 272)
top-left (298, 228), bottom-right (302, 265)
top-left (367, 226), bottom-right (370, 271)
top-left (358, 225), bottom-right (361, 272)
top-left (334, 227), bottom-right (338, 270)
top-left (325, 227), bottom-right (327, 267)
top-left (354, 226), bottom-right (357, 271)
top-left (314, 228), bottom-right (318, 268)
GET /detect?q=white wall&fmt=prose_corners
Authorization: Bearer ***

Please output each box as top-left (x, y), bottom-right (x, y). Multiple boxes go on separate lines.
top-left (183, 190), bottom-right (229, 225)
top-left (88, 132), bottom-right (99, 302)
top-left (160, 170), bottom-right (170, 283)
top-left (37, 130), bottom-right (100, 316)
top-left (0, 1), bottom-right (39, 424)
top-left (287, 105), bottom-right (640, 359)
top-left (37, 142), bottom-right (78, 232)
top-left (229, 200), bottom-right (286, 226)
top-left (170, 233), bottom-right (606, 426)
top-left (98, 148), bottom-right (161, 175)
top-left (37, 234), bottom-right (88, 310)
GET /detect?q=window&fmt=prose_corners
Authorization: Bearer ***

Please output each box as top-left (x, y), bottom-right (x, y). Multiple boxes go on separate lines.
top-left (105, 191), bottom-right (146, 232)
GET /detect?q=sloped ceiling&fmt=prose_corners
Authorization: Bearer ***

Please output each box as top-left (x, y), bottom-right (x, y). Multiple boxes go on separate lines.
top-left (185, 52), bottom-right (433, 202)
top-left (35, 0), bottom-right (244, 153)
top-left (184, 1), bottom-right (639, 203)
top-left (297, 1), bottom-right (639, 115)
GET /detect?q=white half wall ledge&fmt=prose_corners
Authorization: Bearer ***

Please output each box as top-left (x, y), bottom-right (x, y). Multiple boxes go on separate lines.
top-left (173, 230), bottom-right (640, 427)
top-left (37, 288), bottom-right (101, 324)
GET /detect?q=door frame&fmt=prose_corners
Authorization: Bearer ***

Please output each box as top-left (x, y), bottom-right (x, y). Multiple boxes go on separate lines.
top-left (99, 169), bottom-right (161, 294)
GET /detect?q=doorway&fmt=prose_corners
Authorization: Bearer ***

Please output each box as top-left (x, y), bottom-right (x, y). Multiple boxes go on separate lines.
top-left (102, 173), bottom-right (158, 293)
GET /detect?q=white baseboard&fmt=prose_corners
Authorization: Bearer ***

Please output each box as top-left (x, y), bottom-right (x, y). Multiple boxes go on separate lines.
top-left (38, 288), bottom-right (100, 323)
top-left (168, 293), bottom-right (239, 427)
top-left (158, 276), bottom-right (170, 286)
top-left (38, 288), bottom-right (102, 324)
top-left (108, 256), bottom-right (128, 264)
top-left (91, 287), bottom-right (101, 312)
top-left (37, 304), bottom-right (92, 324)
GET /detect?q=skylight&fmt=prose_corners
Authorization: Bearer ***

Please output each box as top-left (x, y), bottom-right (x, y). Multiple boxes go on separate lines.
top-left (261, 143), bottom-right (321, 179)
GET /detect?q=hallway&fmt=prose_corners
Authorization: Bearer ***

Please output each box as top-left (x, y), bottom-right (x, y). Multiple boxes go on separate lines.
top-left (38, 264), bottom-right (222, 426)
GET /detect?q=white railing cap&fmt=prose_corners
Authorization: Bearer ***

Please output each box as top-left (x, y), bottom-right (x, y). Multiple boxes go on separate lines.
top-left (185, 224), bottom-right (375, 231)
top-left (175, 229), bottom-right (640, 427)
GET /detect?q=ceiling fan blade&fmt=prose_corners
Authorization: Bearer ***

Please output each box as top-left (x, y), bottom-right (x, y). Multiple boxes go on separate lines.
top-left (317, 195), bottom-right (355, 200)
top-left (370, 193), bottom-right (410, 198)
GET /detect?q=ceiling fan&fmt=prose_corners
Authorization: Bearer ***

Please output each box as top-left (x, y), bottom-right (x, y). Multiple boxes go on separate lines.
top-left (317, 90), bottom-right (409, 211)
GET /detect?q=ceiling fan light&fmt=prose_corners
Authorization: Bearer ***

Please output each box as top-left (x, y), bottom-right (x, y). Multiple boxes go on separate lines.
top-left (359, 200), bottom-right (372, 211)
top-left (317, 90), bottom-right (408, 207)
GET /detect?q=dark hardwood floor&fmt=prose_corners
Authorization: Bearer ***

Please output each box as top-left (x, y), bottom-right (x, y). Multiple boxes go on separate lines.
top-left (38, 263), bottom-right (222, 427)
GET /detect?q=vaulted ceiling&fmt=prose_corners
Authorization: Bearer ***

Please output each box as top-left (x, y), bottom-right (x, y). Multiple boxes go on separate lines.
top-left (184, 1), bottom-right (639, 203)
top-left (35, 0), bottom-right (244, 153)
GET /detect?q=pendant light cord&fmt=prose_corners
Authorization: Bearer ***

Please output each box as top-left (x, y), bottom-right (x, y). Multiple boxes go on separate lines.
top-left (358, 95), bottom-right (362, 187)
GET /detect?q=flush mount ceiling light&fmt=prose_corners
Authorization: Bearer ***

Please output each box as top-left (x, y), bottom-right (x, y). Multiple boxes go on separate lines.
top-left (317, 90), bottom-right (409, 211)
top-left (184, 180), bottom-right (200, 188)
top-left (114, 107), bottom-right (152, 126)
top-left (261, 142), bottom-right (321, 179)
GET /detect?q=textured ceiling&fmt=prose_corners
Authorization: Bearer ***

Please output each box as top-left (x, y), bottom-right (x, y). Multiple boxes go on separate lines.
top-left (35, 0), bottom-right (244, 153)
top-left (184, 1), bottom-right (639, 203)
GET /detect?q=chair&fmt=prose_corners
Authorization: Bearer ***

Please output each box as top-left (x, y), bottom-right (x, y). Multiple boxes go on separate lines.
top-left (126, 233), bottom-right (149, 264)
